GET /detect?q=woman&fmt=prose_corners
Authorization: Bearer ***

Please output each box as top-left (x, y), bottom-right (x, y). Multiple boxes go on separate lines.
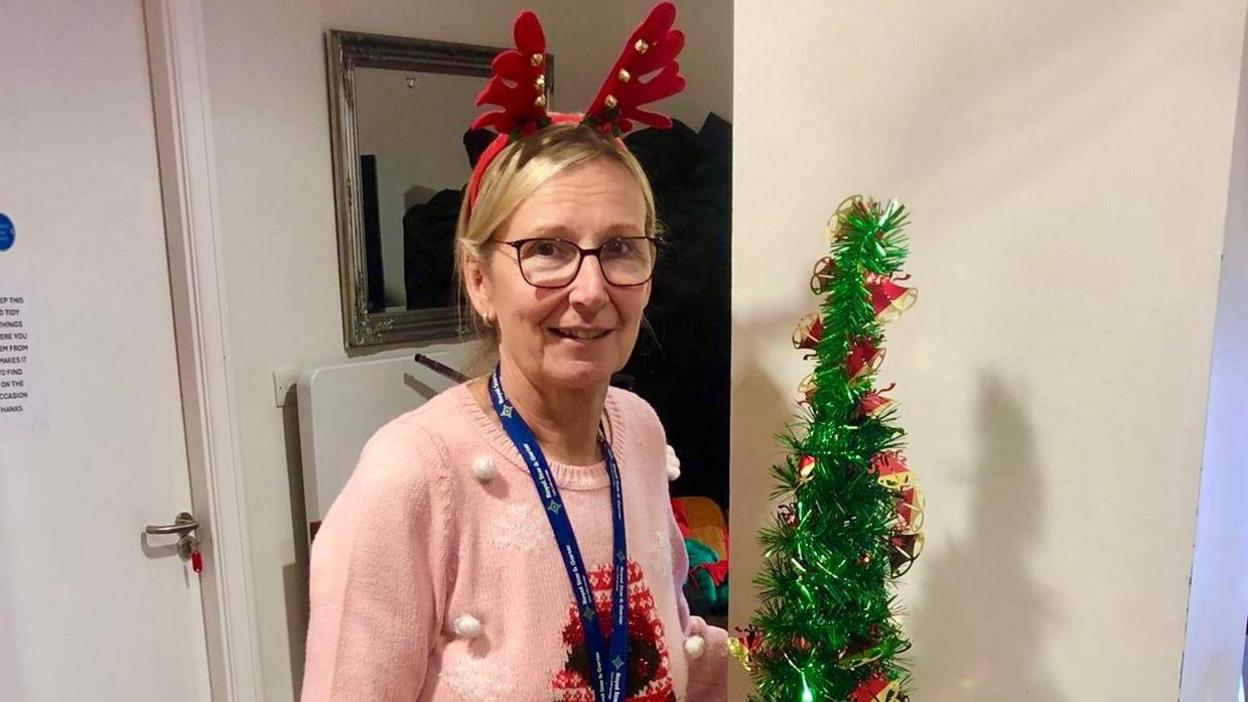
top-left (301, 5), bottom-right (728, 700)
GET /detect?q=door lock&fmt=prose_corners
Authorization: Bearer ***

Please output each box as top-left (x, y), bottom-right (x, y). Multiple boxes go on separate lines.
top-left (145, 512), bottom-right (203, 573)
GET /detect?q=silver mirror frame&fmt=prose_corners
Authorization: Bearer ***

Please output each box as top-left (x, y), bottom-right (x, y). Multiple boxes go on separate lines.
top-left (325, 30), bottom-right (554, 350)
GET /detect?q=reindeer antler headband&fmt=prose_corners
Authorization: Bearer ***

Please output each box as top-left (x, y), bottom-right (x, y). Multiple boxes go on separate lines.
top-left (465, 1), bottom-right (687, 211)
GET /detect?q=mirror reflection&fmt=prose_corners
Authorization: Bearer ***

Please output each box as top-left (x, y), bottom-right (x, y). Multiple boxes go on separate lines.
top-left (355, 69), bottom-right (522, 314)
top-left (327, 31), bottom-right (515, 347)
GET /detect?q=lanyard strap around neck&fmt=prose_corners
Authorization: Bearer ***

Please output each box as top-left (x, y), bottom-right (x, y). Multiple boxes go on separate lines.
top-left (487, 368), bottom-right (629, 702)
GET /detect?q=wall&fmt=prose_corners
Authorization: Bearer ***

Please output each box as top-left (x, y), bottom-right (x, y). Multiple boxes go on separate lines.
top-left (1180, 8), bottom-right (1248, 700)
top-left (730, 2), bottom-right (1246, 700)
top-left (198, 1), bottom-right (730, 699)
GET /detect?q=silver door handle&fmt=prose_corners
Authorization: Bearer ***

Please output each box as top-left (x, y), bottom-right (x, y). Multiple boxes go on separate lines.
top-left (145, 511), bottom-right (199, 535)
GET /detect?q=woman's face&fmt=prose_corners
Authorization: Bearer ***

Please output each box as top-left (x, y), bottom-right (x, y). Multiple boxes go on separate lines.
top-left (466, 157), bottom-right (651, 392)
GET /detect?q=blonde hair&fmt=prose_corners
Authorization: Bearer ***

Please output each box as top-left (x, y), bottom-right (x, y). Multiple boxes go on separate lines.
top-left (454, 123), bottom-right (660, 349)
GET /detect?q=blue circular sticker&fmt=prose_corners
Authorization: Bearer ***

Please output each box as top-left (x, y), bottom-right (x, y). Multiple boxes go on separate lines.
top-left (0, 214), bottom-right (13, 252)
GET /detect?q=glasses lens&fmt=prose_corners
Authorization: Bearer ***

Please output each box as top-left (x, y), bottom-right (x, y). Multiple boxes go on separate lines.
top-left (600, 238), bottom-right (657, 286)
top-left (517, 239), bottom-right (580, 287)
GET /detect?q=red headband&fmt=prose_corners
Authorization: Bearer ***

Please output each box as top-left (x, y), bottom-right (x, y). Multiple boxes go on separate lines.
top-left (465, 2), bottom-right (687, 212)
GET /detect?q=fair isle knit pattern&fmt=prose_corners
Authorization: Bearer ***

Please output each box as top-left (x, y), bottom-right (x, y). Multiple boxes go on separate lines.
top-left (552, 559), bottom-right (675, 702)
top-left (301, 381), bottom-right (728, 702)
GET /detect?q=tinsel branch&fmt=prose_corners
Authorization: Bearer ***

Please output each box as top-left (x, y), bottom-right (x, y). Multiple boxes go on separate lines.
top-left (739, 196), bottom-right (920, 702)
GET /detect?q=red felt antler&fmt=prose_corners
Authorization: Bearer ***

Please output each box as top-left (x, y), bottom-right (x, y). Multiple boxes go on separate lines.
top-left (583, 1), bottom-right (686, 136)
top-left (465, 2), bottom-right (686, 213)
top-left (470, 10), bottom-right (551, 136)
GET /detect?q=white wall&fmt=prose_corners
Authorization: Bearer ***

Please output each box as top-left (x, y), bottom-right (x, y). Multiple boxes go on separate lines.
top-left (197, 1), bottom-right (730, 699)
top-left (730, 2), bottom-right (1247, 700)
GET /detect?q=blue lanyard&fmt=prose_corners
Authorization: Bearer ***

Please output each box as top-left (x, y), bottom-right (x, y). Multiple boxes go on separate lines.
top-left (488, 367), bottom-right (628, 702)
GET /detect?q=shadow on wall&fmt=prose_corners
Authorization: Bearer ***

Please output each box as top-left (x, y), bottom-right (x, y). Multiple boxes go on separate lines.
top-left (280, 391), bottom-right (310, 698)
top-left (908, 370), bottom-right (1065, 701)
top-left (726, 309), bottom-right (817, 696)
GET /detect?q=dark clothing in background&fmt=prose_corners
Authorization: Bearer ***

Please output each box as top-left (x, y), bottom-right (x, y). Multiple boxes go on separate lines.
top-left (400, 129), bottom-right (491, 309)
top-left (403, 189), bottom-right (462, 310)
top-left (622, 113), bottom-right (732, 509)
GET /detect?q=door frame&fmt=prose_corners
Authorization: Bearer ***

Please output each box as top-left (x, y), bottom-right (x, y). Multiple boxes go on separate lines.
top-left (143, 1), bottom-right (261, 700)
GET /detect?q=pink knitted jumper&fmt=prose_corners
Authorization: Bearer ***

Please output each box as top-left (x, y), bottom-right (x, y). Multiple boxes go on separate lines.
top-left (302, 381), bottom-right (728, 701)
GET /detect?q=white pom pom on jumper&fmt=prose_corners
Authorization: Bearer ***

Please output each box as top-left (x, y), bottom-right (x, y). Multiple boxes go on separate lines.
top-left (472, 455), bottom-right (497, 482)
top-left (452, 613), bottom-right (482, 639)
top-left (665, 444), bottom-right (681, 482)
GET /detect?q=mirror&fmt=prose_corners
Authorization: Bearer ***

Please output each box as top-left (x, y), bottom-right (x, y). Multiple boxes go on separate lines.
top-left (325, 30), bottom-right (554, 349)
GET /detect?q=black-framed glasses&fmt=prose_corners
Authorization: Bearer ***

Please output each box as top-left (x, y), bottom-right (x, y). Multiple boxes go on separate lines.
top-left (492, 236), bottom-right (659, 289)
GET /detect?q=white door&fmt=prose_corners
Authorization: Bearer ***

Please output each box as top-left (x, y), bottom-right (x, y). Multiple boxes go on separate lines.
top-left (0, 2), bottom-right (213, 700)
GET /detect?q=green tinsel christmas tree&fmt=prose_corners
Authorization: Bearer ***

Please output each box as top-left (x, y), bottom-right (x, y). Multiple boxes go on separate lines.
top-left (735, 196), bottom-right (922, 702)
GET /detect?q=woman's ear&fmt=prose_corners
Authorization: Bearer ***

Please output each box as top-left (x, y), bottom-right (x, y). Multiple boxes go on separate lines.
top-left (463, 256), bottom-right (496, 325)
